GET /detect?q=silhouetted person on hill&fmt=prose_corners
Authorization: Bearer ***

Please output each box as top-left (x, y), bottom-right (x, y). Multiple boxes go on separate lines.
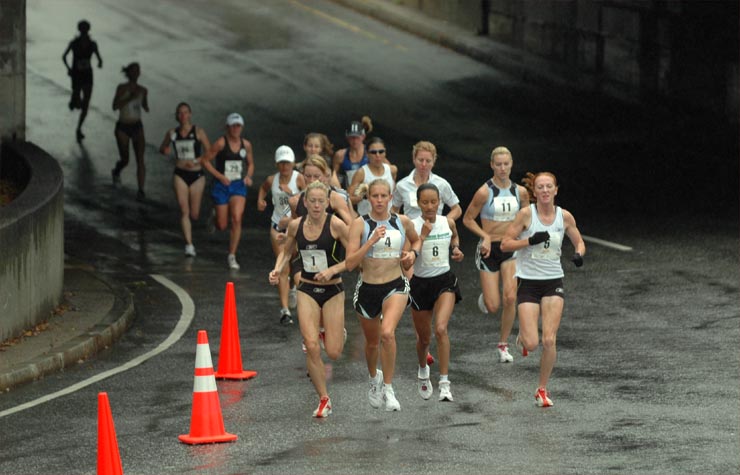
top-left (62, 20), bottom-right (102, 142)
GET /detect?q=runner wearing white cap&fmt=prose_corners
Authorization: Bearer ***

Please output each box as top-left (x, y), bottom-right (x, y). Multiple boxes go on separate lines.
top-left (201, 113), bottom-right (255, 270)
top-left (258, 145), bottom-right (306, 323)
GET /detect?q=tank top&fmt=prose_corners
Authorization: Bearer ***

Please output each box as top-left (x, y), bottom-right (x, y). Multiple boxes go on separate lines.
top-left (361, 213), bottom-right (405, 259)
top-left (214, 137), bottom-right (247, 182)
top-left (412, 216), bottom-right (452, 278)
top-left (356, 164), bottom-right (395, 216)
top-left (480, 179), bottom-right (521, 222)
top-left (119, 92), bottom-right (143, 123)
top-left (170, 125), bottom-right (202, 162)
top-left (515, 204), bottom-right (565, 280)
top-left (270, 170), bottom-right (300, 225)
top-left (341, 147), bottom-right (369, 185)
top-left (296, 214), bottom-right (343, 281)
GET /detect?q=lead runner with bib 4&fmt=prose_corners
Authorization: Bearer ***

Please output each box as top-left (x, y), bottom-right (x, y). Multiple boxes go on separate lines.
top-left (346, 178), bottom-right (421, 413)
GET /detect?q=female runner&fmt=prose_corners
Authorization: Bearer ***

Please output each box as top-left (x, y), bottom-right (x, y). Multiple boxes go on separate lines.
top-left (269, 181), bottom-right (349, 417)
top-left (201, 113), bottom-right (255, 270)
top-left (391, 140), bottom-right (461, 221)
top-left (258, 145), bottom-right (305, 323)
top-left (345, 178), bottom-right (421, 412)
top-left (501, 172), bottom-right (585, 407)
top-left (462, 146), bottom-right (529, 363)
top-left (348, 137), bottom-right (397, 216)
top-left (158, 102), bottom-right (211, 256)
top-left (111, 62), bottom-right (149, 201)
top-left (410, 183), bottom-right (464, 402)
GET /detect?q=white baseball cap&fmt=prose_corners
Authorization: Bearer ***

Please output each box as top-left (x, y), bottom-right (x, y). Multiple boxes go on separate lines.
top-left (226, 113), bottom-right (244, 126)
top-left (274, 145), bottom-right (295, 163)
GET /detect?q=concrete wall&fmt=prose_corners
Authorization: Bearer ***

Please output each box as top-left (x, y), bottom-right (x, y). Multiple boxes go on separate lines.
top-left (0, 0), bottom-right (26, 142)
top-left (0, 141), bottom-right (64, 342)
top-left (389, 0), bottom-right (739, 120)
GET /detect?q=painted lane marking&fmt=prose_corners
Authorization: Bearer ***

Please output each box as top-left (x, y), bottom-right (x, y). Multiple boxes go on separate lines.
top-left (289, 0), bottom-right (408, 51)
top-left (0, 274), bottom-right (194, 419)
top-left (582, 235), bottom-right (633, 252)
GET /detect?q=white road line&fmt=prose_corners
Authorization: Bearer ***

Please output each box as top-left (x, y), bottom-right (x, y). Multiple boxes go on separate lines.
top-left (582, 235), bottom-right (633, 252)
top-left (0, 274), bottom-right (194, 419)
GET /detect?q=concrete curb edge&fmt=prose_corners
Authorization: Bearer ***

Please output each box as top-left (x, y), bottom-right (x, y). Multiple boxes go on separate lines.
top-left (0, 272), bottom-right (135, 392)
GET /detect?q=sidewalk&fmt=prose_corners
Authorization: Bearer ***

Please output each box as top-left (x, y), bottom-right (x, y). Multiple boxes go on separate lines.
top-left (0, 260), bottom-right (134, 392)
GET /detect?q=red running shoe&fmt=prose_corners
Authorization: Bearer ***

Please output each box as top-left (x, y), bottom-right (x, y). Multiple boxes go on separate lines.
top-left (535, 387), bottom-right (553, 407)
top-left (313, 396), bottom-right (332, 417)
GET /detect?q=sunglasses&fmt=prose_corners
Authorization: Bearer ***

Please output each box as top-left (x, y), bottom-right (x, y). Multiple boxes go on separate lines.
top-left (368, 149), bottom-right (386, 155)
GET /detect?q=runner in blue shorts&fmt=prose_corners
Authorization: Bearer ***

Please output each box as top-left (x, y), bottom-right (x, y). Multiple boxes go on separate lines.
top-left (201, 113), bottom-right (254, 270)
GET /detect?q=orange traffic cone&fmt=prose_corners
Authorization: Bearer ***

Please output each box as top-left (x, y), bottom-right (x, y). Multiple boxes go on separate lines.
top-left (178, 330), bottom-right (238, 445)
top-left (215, 282), bottom-right (257, 380)
top-left (97, 392), bottom-right (123, 475)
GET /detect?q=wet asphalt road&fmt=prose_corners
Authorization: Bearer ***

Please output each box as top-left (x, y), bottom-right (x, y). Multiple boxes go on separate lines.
top-left (0, 0), bottom-right (738, 474)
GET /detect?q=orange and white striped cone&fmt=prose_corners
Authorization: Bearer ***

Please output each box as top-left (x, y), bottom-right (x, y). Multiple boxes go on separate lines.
top-left (178, 330), bottom-right (237, 445)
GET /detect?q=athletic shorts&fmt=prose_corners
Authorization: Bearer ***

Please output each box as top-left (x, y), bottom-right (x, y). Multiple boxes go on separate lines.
top-left (476, 240), bottom-right (514, 273)
top-left (211, 180), bottom-right (247, 205)
top-left (297, 282), bottom-right (344, 308)
top-left (353, 276), bottom-right (410, 320)
top-left (115, 121), bottom-right (143, 138)
top-left (516, 278), bottom-right (564, 304)
top-left (174, 168), bottom-right (204, 187)
top-left (71, 69), bottom-right (93, 88)
top-left (410, 271), bottom-right (462, 311)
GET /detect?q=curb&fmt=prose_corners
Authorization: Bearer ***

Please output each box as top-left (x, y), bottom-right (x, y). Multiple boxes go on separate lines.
top-left (0, 272), bottom-right (135, 392)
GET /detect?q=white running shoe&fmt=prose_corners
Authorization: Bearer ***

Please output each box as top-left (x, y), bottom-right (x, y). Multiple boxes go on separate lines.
top-left (288, 286), bottom-right (297, 309)
top-left (497, 343), bottom-right (514, 363)
top-left (318, 327), bottom-right (325, 349)
top-left (418, 377), bottom-right (433, 400)
top-left (227, 254), bottom-right (240, 270)
top-left (438, 381), bottom-right (454, 402)
top-left (383, 384), bottom-right (401, 411)
top-left (368, 370), bottom-right (383, 408)
top-left (477, 293), bottom-right (489, 314)
top-left (313, 396), bottom-right (332, 418)
top-left (184, 244), bottom-right (196, 257)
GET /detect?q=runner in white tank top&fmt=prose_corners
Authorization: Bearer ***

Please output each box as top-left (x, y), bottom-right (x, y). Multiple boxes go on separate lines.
top-left (409, 183), bottom-right (464, 402)
top-left (348, 138), bottom-right (397, 216)
top-left (257, 146), bottom-right (306, 323)
top-left (501, 171), bottom-right (585, 408)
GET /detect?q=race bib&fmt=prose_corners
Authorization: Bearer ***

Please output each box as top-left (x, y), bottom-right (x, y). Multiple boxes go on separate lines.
top-left (301, 249), bottom-right (328, 273)
top-left (174, 139), bottom-right (197, 161)
top-left (224, 160), bottom-right (243, 181)
top-left (371, 229), bottom-right (402, 259)
top-left (421, 241), bottom-right (449, 267)
top-left (531, 232), bottom-right (562, 260)
top-left (492, 195), bottom-right (518, 221)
